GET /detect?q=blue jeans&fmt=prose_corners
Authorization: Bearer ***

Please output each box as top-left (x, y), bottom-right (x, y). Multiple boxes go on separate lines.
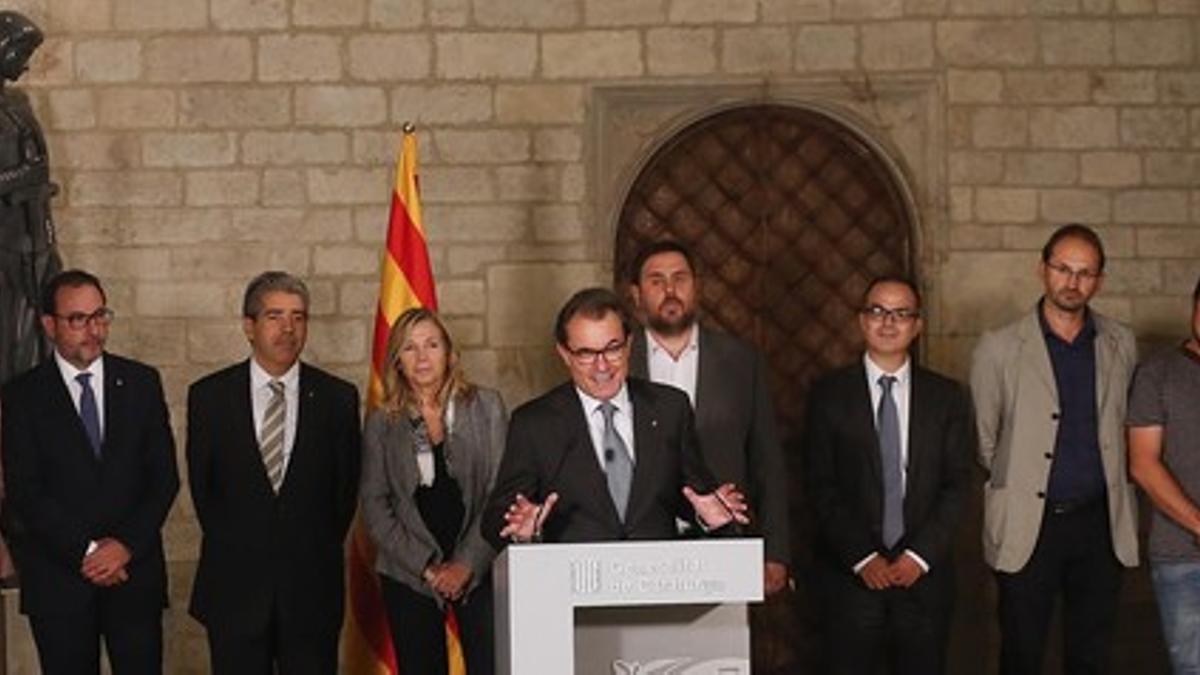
top-left (1152, 561), bottom-right (1200, 674)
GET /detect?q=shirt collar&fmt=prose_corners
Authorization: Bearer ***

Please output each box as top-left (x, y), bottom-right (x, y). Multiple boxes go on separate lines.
top-left (575, 381), bottom-right (632, 417)
top-left (646, 324), bottom-right (699, 359)
top-left (54, 350), bottom-right (103, 386)
top-left (250, 357), bottom-right (300, 391)
top-left (863, 352), bottom-right (911, 386)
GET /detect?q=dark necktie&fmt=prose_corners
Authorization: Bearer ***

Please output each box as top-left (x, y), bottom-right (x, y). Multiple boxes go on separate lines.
top-left (599, 401), bottom-right (633, 522)
top-left (77, 372), bottom-right (102, 458)
top-left (877, 374), bottom-right (904, 549)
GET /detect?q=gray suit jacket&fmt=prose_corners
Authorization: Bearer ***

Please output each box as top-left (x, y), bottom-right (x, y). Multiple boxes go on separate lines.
top-left (970, 307), bottom-right (1138, 572)
top-left (360, 387), bottom-right (507, 605)
top-left (631, 325), bottom-right (790, 564)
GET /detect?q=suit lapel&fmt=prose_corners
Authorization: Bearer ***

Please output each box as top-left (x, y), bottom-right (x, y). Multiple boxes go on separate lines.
top-left (693, 326), bottom-right (718, 422)
top-left (624, 382), bottom-right (658, 526)
top-left (847, 364), bottom-right (883, 486)
top-left (39, 360), bottom-right (99, 466)
top-left (284, 364), bottom-right (319, 497)
top-left (229, 361), bottom-right (274, 496)
top-left (100, 358), bottom-right (128, 464)
top-left (630, 329), bottom-right (649, 380)
top-left (1094, 322), bottom-right (1118, 414)
top-left (551, 387), bottom-right (621, 527)
top-left (905, 367), bottom-right (931, 507)
top-left (1018, 312), bottom-right (1058, 403)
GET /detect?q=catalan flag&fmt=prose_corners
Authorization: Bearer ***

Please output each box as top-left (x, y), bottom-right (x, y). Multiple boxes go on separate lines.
top-left (344, 125), bottom-right (466, 675)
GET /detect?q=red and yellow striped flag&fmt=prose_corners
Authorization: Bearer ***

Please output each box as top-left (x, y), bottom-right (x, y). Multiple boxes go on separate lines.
top-left (344, 125), bottom-right (466, 675)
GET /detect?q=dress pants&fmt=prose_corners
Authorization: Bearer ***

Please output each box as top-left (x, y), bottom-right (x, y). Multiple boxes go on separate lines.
top-left (995, 498), bottom-right (1122, 675)
top-left (817, 559), bottom-right (952, 675)
top-left (206, 599), bottom-right (338, 675)
top-left (29, 603), bottom-right (162, 675)
top-left (380, 572), bottom-right (494, 675)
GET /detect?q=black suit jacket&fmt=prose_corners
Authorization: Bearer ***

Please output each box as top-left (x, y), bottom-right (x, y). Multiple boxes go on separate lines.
top-left (186, 360), bottom-right (361, 639)
top-left (1, 354), bottom-right (179, 617)
top-left (482, 378), bottom-right (717, 549)
top-left (631, 326), bottom-right (790, 564)
top-left (803, 361), bottom-right (974, 576)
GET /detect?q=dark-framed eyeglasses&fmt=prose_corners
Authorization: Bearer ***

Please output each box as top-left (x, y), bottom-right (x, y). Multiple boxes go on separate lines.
top-left (56, 307), bottom-right (114, 330)
top-left (861, 305), bottom-right (920, 323)
top-left (565, 338), bottom-right (628, 366)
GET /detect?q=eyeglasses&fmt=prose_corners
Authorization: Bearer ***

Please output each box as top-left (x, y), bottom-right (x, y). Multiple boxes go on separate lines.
top-left (1045, 260), bottom-right (1101, 283)
top-left (565, 338), bottom-right (627, 366)
top-left (861, 305), bottom-right (920, 323)
top-left (55, 307), bottom-right (114, 330)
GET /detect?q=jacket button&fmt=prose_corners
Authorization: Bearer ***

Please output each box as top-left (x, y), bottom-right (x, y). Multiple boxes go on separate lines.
top-left (1036, 491), bottom-right (1045, 499)
top-left (1044, 452), bottom-right (1053, 460)
top-left (1051, 412), bottom-right (1060, 420)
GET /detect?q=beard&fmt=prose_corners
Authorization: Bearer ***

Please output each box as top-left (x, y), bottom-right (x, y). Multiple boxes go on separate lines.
top-left (646, 305), bottom-right (696, 337)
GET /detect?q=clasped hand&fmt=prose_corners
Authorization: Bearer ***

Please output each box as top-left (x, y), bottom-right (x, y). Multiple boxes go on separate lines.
top-left (81, 537), bottom-right (131, 587)
top-left (858, 554), bottom-right (923, 590)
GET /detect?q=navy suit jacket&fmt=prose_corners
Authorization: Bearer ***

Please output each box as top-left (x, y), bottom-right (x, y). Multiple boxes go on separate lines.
top-left (186, 360), bottom-right (360, 638)
top-left (482, 378), bottom-right (718, 550)
top-left (1, 353), bottom-right (179, 617)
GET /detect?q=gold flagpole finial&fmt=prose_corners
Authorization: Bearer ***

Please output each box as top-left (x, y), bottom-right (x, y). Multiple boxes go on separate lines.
top-left (402, 121), bottom-right (416, 134)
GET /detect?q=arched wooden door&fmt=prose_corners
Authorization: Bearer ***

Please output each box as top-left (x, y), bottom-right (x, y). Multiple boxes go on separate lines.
top-left (613, 104), bottom-right (917, 672)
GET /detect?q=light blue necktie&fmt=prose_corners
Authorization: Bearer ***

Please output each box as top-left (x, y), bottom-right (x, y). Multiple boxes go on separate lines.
top-left (599, 401), bottom-right (633, 522)
top-left (877, 375), bottom-right (904, 549)
top-left (77, 372), bottom-right (102, 458)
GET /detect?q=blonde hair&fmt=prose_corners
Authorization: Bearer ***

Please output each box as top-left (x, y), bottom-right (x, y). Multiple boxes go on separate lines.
top-left (380, 307), bottom-right (475, 418)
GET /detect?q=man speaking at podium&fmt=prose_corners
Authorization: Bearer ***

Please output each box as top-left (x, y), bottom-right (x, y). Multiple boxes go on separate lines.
top-left (482, 287), bottom-right (748, 547)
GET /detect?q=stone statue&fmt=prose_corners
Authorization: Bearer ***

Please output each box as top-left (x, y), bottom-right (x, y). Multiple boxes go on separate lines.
top-left (0, 10), bottom-right (60, 387)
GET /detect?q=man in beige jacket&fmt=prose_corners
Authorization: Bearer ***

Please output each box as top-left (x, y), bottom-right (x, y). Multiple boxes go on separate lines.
top-left (970, 224), bottom-right (1138, 674)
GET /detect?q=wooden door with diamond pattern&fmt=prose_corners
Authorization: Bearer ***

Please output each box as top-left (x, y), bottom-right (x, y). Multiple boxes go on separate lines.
top-left (614, 104), bottom-right (916, 672)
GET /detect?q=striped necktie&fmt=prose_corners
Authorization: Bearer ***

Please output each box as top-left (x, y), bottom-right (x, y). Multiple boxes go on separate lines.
top-left (260, 380), bottom-right (286, 493)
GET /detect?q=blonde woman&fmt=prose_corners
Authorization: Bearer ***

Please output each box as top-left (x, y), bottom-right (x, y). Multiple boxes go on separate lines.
top-left (361, 308), bottom-right (506, 674)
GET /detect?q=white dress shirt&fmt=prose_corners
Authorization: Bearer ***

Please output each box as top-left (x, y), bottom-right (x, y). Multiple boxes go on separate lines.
top-left (249, 358), bottom-right (300, 474)
top-left (646, 325), bottom-right (700, 406)
top-left (574, 383), bottom-right (635, 468)
top-left (54, 351), bottom-right (105, 436)
top-left (854, 354), bottom-right (930, 574)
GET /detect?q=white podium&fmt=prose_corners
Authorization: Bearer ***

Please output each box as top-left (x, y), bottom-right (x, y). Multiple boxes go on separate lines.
top-left (493, 539), bottom-right (763, 675)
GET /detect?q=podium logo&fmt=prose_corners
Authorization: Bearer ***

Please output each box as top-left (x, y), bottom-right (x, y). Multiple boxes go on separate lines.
top-left (571, 559), bottom-right (602, 594)
top-left (611, 657), bottom-right (749, 674)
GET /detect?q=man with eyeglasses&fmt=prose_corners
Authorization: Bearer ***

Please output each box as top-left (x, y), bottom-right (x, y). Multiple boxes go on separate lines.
top-left (627, 241), bottom-right (791, 596)
top-left (1, 269), bottom-right (179, 675)
top-left (186, 271), bottom-right (361, 675)
top-left (803, 277), bottom-right (974, 674)
top-left (970, 224), bottom-right (1138, 674)
top-left (482, 287), bottom-right (749, 548)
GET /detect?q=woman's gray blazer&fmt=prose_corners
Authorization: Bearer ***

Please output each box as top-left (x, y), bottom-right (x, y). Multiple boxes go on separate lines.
top-left (360, 387), bottom-right (507, 604)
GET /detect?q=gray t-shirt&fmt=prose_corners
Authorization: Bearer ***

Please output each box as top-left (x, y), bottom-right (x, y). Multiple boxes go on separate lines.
top-left (1127, 344), bottom-right (1200, 561)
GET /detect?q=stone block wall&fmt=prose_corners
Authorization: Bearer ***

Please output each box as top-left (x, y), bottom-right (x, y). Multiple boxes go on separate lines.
top-left (4, 0), bottom-right (1198, 671)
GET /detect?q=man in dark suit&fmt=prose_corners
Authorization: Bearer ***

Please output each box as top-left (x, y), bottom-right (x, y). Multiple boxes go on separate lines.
top-left (627, 240), bottom-right (791, 594)
top-left (1, 269), bottom-right (179, 675)
top-left (803, 277), bottom-right (974, 675)
top-left (482, 287), bottom-right (748, 547)
top-left (186, 271), bottom-right (361, 675)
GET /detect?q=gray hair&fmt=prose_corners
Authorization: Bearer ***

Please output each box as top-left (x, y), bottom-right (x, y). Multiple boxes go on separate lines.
top-left (242, 271), bottom-right (310, 318)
